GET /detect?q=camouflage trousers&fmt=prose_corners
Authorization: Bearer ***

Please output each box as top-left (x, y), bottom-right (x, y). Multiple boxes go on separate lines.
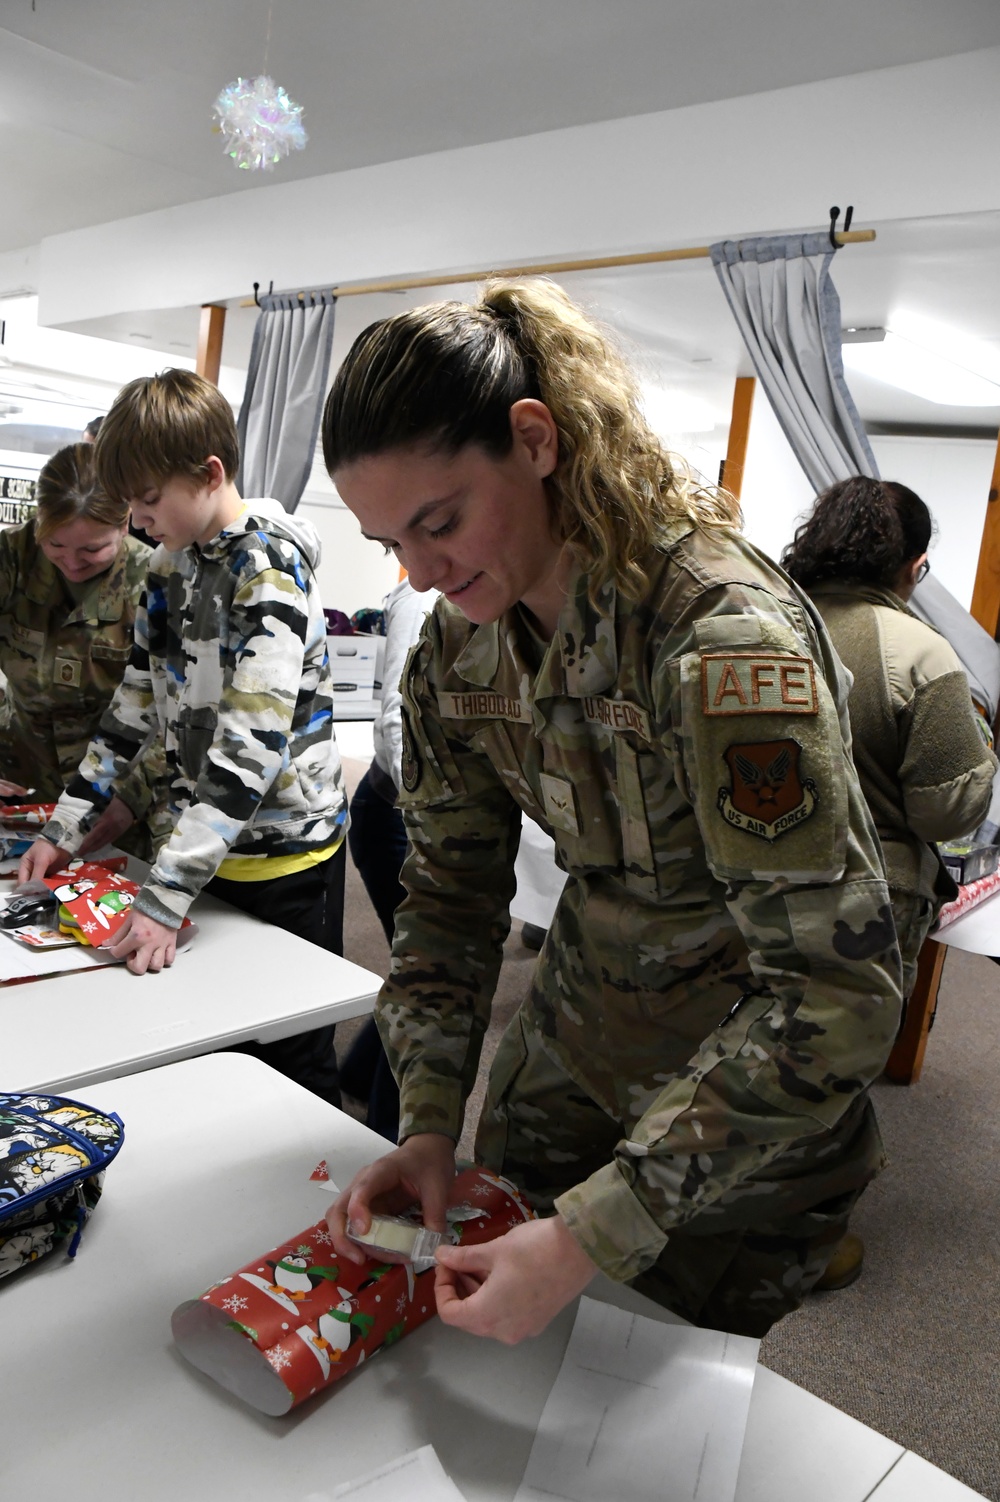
top-left (475, 1008), bottom-right (886, 1339)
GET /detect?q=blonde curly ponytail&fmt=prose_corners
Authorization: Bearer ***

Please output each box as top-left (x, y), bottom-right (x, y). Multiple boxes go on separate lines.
top-left (323, 276), bottom-right (739, 601)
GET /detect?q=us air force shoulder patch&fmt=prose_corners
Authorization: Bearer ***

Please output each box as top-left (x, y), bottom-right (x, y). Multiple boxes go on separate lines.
top-left (718, 739), bottom-right (818, 841)
top-left (702, 653), bottom-right (817, 716)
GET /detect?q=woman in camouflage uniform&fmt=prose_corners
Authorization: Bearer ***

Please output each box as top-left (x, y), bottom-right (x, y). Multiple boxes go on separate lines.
top-left (783, 477), bottom-right (996, 1000)
top-left (0, 443), bottom-right (152, 804)
top-left (323, 279), bottom-right (902, 1341)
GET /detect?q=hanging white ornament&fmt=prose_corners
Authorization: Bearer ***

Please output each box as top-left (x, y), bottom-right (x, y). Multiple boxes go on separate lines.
top-left (212, 75), bottom-right (307, 172)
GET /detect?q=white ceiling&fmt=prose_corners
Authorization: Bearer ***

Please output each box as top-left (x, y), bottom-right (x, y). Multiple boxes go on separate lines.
top-left (4, 0), bottom-right (1000, 252)
top-left (1, 1), bottom-right (999, 437)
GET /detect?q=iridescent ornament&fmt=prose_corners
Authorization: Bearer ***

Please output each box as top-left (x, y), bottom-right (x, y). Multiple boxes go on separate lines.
top-left (212, 75), bottom-right (307, 172)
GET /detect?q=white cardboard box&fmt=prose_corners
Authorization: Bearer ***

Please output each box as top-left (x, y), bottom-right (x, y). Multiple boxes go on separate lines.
top-left (328, 633), bottom-right (385, 701)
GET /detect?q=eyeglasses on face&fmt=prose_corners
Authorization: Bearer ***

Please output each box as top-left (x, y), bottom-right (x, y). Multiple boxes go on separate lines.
top-left (916, 559), bottom-right (931, 583)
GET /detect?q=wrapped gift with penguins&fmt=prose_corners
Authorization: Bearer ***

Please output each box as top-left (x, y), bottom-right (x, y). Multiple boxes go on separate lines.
top-left (171, 1165), bottom-right (535, 1415)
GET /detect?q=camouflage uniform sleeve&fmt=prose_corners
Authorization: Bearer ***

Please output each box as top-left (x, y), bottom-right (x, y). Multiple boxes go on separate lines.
top-left (40, 591), bottom-right (159, 854)
top-left (555, 606), bottom-right (903, 1283)
top-left (895, 638), bottom-right (998, 843)
top-left (135, 562), bottom-right (317, 927)
top-left (379, 628), bottom-right (522, 1142)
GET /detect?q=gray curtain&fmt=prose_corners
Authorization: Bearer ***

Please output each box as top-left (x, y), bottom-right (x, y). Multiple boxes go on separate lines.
top-left (710, 231), bottom-right (877, 493)
top-left (237, 289), bottom-right (336, 512)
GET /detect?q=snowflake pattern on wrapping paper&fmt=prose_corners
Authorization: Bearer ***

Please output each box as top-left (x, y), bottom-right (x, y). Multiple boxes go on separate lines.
top-left (265, 1345), bottom-right (293, 1372)
top-left (313, 1228), bottom-right (333, 1246)
top-left (222, 1295), bottom-right (249, 1313)
top-left (396, 1293), bottom-right (409, 1314)
top-left (470, 1182), bottom-right (493, 1200)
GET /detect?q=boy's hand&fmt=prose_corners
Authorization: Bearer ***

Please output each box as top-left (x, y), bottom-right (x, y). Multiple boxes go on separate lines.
top-left (78, 796), bottom-right (136, 855)
top-left (0, 779), bottom-right (30, 797)
top-left (18, 839), bottom-right (70, 885)
top-left (103, 910), bottom-right (177, 975)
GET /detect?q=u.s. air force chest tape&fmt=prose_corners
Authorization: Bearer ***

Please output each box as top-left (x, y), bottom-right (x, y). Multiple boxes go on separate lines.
top-left (679, 642), bottom-right (848, 882)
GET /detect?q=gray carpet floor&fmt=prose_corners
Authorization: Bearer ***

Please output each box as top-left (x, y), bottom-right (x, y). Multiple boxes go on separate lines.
top-left (336, 757), bottom-right (1000, 1501)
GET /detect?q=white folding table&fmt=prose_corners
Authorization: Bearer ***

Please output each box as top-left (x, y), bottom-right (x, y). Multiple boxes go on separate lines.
top-left (2, 1053), bottom-right (985, 1502)
top-left (1, 889), bottom-right (381, 1093)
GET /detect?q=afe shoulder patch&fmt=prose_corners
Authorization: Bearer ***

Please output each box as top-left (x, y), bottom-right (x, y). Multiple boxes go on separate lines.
top-left (718, 739), bottom-right (818, 842)
top-left (702, 653), bottom-right (817, 716)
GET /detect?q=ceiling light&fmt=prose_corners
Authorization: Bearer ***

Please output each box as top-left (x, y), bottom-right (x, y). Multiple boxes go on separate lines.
top-left (842, 321), bottom-right (1000, 407)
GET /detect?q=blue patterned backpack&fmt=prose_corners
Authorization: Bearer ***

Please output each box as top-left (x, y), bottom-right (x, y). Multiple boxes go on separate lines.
top-left (0, 1092), bottom-right (124, 1280)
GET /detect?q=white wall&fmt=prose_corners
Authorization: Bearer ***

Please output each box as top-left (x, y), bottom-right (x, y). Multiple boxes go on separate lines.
top-left (738, 386), bottom-right (815, 567)
top-left (296, 448), bottom-right (400, 619)
top-left (868, 435), bottom-right (995, 610)
top-left (736, 387), bottom-right (997, 609)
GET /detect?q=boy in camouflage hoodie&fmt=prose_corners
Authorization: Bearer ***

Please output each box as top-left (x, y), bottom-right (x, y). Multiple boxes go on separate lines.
top-left (21, 371), bottom-right (347, 1104)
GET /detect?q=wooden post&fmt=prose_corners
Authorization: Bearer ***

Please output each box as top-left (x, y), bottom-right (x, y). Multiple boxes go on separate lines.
top-left (196, 304), bottom-right (226, 386)
top-left (720, 377), bottom-right (755, 499)
top-left (969, 425), bottom-right (1000, 638)
top-left (884, 936), bottom-right (948, 1085)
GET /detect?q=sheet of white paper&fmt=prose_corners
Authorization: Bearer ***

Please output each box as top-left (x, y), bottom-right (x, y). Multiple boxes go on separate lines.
top-left (315, 1444), bottom-right (467, 1501)
top-left (515, 1297), bottom-right (758, 1502)
top-left (0, 928), bottom-right (120, 980)
top-left (0, 924), bottom-right (193, 981)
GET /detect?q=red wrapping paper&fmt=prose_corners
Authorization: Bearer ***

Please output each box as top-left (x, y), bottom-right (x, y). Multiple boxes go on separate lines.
top-left (171, 1166), bottom-right (534, 1415)
top-left (934, 868), bottom-right (1000, 931)
top-left (0, 802), bottom-right (57, 829)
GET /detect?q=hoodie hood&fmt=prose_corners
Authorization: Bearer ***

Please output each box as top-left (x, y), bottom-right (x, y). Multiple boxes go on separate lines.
top-left (215, 495), bottom-right (322, 571)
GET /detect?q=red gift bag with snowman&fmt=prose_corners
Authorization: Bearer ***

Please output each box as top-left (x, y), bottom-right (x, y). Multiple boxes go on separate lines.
top-left (171, 1165), bottom-right (534, 1415)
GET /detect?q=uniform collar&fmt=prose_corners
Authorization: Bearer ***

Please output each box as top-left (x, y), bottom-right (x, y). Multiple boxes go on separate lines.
top-left (809, 577), bottom-right (915, 618)
top-left (24, 542), bottom-right (129, 623)
top-left (452, 567), bottom-right (620, 699)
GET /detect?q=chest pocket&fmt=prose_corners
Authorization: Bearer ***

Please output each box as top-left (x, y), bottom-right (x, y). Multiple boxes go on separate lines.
top-left (0, 619), bottom-right (45, 657)
top-left (91, 640), bottom-right (131, 665)
top-left (468, 721), bottom-right (548, 825)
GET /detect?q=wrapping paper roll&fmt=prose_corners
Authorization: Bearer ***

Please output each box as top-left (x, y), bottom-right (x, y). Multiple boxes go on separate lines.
top-left (934, 868), bottom-right (1000, 931)
top-left (171, 1166), bottom-right (534, 1415)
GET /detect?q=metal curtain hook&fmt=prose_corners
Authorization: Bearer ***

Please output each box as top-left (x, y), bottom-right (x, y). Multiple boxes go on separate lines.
top-left (828, 206), bottom-right (840, 250)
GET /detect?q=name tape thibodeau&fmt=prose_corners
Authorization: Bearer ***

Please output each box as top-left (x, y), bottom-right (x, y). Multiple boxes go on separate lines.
top-left (438, 690), bottom-right (530, 723)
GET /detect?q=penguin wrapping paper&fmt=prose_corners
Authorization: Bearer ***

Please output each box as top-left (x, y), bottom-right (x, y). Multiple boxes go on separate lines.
top-left (171, 1166), bottom-right (535, 1416)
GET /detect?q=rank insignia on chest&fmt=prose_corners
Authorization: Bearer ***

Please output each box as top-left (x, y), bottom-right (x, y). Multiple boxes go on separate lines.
top-left (539, 772), bottom-right (579, 836)
top-left (53, 656), bottom-right (82, 688)
top-left (701, 653), bottom-right (817, 715)
top-left (717, 739), bottom-right (818, 841)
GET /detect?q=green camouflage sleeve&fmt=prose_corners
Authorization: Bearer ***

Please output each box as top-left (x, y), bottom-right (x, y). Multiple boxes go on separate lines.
top-left (379, 631), bottom-right (523, 1142)
top-left (555, 607), bottom-right (903, 1282)
top-left (898, 667), bottom-right (997, 842)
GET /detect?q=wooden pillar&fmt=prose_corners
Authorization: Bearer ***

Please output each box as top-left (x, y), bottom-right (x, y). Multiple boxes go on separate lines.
top-left (196, 304), bottom-right (226, 386)
top-left (720, 376), bottom-right (755, 499)
top-left (884, 935), bottom-right (948, 1085)
top-left (969, 424), bottom-right (1000, 637)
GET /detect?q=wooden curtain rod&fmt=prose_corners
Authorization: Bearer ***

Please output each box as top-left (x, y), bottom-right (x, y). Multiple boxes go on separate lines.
top-left (241, 228), bottom-right (876, 307)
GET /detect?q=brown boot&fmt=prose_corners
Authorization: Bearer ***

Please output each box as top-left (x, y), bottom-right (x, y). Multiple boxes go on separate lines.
top-left (812, 1232), bottom-right (864, 1292)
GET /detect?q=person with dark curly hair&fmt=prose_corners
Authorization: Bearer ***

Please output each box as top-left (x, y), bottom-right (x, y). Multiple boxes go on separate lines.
top-left (783, 475), bottom-right (996, 1001)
